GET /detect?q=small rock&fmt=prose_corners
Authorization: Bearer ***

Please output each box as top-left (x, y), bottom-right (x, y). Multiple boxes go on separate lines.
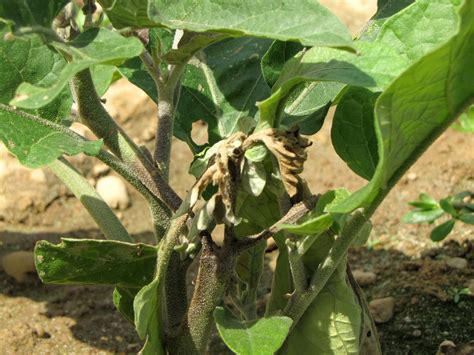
top-left (412, 329), bottom-right (422, 337)
top-left (29, 169), bottom-right (47, 183)
top-left (352, 270), bottom-right (377, 286)
top-left (446, 257), bottom-right (468, 270)
top-left (436, 340), bottom-right (456, 355)
top-left (96, 175), bottom-right (130, 210)
top-left (464, 279), bottom-right (474, 295)
top-left (411, 296), bottom-right (419, 305)
top-left (1, 251), bottom-right (36, 282)
top-left (407, 172), bottom-right (418, 181)
top-left (369, 297), bottom-right (395, 323)
top-left (403, 316), bottom-right (412, 323)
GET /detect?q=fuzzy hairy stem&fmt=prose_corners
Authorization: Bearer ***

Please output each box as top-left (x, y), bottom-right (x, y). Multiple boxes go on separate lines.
top-left (283, 211), bottom-right (368, 325)
top-left (164, 252), bottom-right (191, 337)
top-left (49, 158), bottom-right (132, 242)
top-left (236, 196), bottom-right (318, 252)
top-left (171, 233), bottom-right (235, 354)
top-left (72, 69), bottom-right (181, 213)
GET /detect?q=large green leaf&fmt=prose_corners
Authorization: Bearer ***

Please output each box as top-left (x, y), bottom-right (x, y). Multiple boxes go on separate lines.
top-left (332, 0), bottom-right (474, 213)
top-left (375, 0), bottom-right (461, 61)
top-left (257, 41), bottom-right (409, 128)
top-left (0, 104), bottom-right (102, 168)
top-left (0, 26), bottom-right (72, 122)
top-left (98, 0), bottom-right (353, 50)
top-left (0, 0), bottom-right (68, 30)
top-left (34, 238), bottom-right (156, 288)
top-left (11, 28), bottom-right (144, 109)
top-left (258, 0), bottom-right (462, 129)
top-left (331, 87), bottom-right (380, 180)
top-left (283, 273), bottom-right (362, 354)
top-left (175, 37), bottom-right (272, 150)
top-left (214, 307), bottom-right (292, 355)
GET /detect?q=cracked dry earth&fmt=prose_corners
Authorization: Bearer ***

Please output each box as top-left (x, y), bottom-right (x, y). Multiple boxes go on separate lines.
top-left (1, 0), bottom-right (473, 353)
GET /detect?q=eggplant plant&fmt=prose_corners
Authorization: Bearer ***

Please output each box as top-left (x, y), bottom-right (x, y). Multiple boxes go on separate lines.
top-left (0, 0), bottom-right (473, 353)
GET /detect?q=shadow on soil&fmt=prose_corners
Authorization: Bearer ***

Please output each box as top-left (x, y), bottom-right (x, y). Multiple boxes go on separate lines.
top-left (1, 229), bottom-right (473, 354)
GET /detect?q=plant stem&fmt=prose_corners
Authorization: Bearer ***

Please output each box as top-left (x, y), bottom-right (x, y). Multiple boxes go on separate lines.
top-left (48, 158), bottom-right (132, 242)
top-left (72, 69), bottom-right (181, 213)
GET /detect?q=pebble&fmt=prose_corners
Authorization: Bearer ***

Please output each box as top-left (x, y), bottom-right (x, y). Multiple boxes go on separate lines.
top-left (464, 279), bottom-right (474, 295)
top-left (352, 269), bottom-right (377, 286)
top-left (96, 175), bottom-right (130, 210)
top-left (436, 340), bottom-right (456, 355)
top-left (1, 251), bottom-right (36, 282)
top-left (446, 257), bottom-right (468, 270)
top-left (29, 169), bottom-right (47, 183)
top-left (369, 297), bottom-right (395, 323)
top-left (407, 172), bottom-right (418, 181)
top-left (412, 329), bottom-right (422, 337)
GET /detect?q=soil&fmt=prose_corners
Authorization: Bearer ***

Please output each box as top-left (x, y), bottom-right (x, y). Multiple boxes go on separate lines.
top-left (1, 1), bottom-right (473, 354)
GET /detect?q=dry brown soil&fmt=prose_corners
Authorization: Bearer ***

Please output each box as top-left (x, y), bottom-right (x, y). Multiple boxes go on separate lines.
top-left (1, 1), bottom-right (473, 354)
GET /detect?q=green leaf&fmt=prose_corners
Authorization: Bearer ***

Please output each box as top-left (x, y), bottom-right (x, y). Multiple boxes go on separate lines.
top-left (258, 0), bottom-right (462, 129)
top-left (34, 238), bottom-right (156, 288)
top-left (284, 274), bottom-right (362, 354)
top-left (0, 26), bottom-right (72, 122)
top-left (118, 56), bottom-right (158, 101)
top-left (332, 87), bottom-right (380, 180)
top-left (430, 219), bottom-right (456, 242)
top-left (11, 28), bottom-right (144, 109)
top-left (257, 41), bottom-right (409, 128)
top-left (133, 279), bottom-right (165, 354)
top-left (91, 64), bottom-right (116, 97)
top-left (408, 193), bottom-right (439, 209)
top-left (280, 214), bottom-right (333, 236)
top-left (113, 287), bottom-right (140, 323)
top-left (0, 0), bottom-right (69, 30)
top-left (242, 161), bottom-right (267, 197)
top-left (440, 198), bottom-right (458, 217)
top-left (360, 0), bottom-right (415, 40)
top-left (175, 37), bottom-right (271, 150)
top-left (214, 307), bottom-right (292, 355)
top-left (332, 0), bottom-right (474, 213)
top-left (453, 105), bottom-right (474, 132)
top-left (279, 81), bottom-right (342, 135)
top-left (261, 41), bottom-right (304, 88)
top-left (235, 188), bottom-right (281, 313)
top-left (375, 0), bottom-right (461, 62)
top-left (98, 0), bottom-right (354, 50)
top-left (0, 104), bottom-right (102, 168)
top-left (402, 208), bottom-right (445, 224)
top-left (458, 213), bottom-right (474, 225)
